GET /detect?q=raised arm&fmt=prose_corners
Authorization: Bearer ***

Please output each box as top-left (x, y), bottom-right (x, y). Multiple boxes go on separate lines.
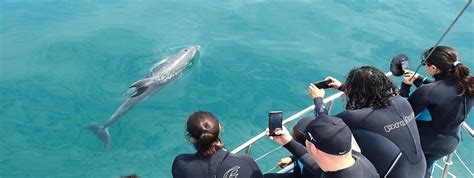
top-left (308, 84), bottom-right (328, 116)
top-left (267, 128), bottom-right (322, 175)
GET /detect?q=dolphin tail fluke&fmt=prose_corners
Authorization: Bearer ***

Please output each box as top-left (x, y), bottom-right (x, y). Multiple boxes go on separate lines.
top-left (86, 125), bottom-right (110, 150)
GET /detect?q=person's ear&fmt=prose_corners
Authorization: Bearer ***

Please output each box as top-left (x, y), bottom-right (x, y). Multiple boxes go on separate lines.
top-left (305, 140), bottom-right (318, 155)
top-left (431, 65), bottom-right (441, 74)
top-left (219, 124), bottom-right (224, 133)
top-left (189, 137), bottom-right (196, 144)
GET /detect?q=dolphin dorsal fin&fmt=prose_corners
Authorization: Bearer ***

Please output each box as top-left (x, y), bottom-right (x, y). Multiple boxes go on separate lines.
top-left (129, 78), bottom-right (152, 98)
top-left (131, 86), bottom-right (148, 97)
top-left (129, 78), bottom-right (152, 89)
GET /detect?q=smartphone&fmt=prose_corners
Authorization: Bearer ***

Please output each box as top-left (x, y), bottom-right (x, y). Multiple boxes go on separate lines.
top-left (313, 79), bottom-right (333, 89)
top-left (269, 111), bottom-right (283, 136)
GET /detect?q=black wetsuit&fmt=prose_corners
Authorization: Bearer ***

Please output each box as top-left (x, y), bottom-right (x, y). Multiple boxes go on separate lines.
top-left (172, 148), bottom-right (263, 178)
top-left (400, 75), bottom-right (473, 177)
top-left (314, 96), bottom-right (426, 178)
top-left (283, 139), bottom-right (378, 178)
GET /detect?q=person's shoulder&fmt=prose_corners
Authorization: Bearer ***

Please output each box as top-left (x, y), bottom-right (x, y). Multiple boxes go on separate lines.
top-left (173, 153), bottom-right (196, 163)
top-left (391, 95), bottom-right (411, 105)
top-left (418, 79), bottom-right (458, 96)
top-left (417, 80), bottom-right (441, 90)
top-left (227, 152), bottom-right (250, 159)
top-left (337, 108), bottom-right (373, 125)
top-left (227, 152), bottom-right (257, 163)
top-left (172, 153), bottom-right (197, 175)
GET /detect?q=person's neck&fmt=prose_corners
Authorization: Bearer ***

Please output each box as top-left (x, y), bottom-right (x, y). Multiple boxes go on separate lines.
top-left (317, 154), bottom-right (356, 172)
top-left (433, 73), bottom-right (445, 81)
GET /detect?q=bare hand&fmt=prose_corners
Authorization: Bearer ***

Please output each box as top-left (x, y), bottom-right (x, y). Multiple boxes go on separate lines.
top-left (308, 83), bottom-right (325, 99)
top-left (325, 76), bottom-right (342, 89)
top-left (267, 127), bottom-right (293, 146)
top-left (403, 71), bottom-right (419, 85)
top-left (276, 157), bottom-right (293, 167)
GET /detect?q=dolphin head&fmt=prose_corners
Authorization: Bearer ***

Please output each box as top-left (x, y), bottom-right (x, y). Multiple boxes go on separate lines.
top-left (181, 45), bottom-right (200, 59)
top-left (173, 45), bottom-right (199, 67)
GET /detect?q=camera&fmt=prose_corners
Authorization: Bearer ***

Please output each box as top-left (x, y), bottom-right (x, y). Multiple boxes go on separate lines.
top-left (390, 53), bottom-right (410, 76)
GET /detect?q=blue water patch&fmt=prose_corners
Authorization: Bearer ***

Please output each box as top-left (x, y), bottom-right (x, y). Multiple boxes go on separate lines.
top-left (1, 1), bottom-right (473, 177)
top-left (416, 108), bottom-right (432, 121)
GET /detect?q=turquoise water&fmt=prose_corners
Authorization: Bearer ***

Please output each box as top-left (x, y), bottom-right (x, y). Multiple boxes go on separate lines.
top-left (1, 1), bottom-right (473, 177)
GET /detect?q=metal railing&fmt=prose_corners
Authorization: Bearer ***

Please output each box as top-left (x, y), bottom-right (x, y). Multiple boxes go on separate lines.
top-left (230, 91), bottom-right (341, 154)
top-left (231, 72), bottom-right (390, 154)
top-left (231, 72), bottom-right (474, 177)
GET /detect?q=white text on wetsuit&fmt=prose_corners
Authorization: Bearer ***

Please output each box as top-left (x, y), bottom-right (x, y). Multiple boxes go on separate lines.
top-left (383, 113), bottom-right (414, 133)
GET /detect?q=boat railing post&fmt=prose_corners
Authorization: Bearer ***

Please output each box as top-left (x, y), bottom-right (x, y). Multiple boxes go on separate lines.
top-left (461, 122), bottom-right (474, 138)
top-left (326, 100), bottom-right (334, 115)
top-left (441, 154), bottom-right (454, 178)
top-left (245, 145), bottom-right (252, 155)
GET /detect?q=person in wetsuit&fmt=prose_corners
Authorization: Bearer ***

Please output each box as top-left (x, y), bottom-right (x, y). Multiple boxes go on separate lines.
top-left (268, 114), bottom-right (378, 178)
top-left (400, 46), bottom-right (474, 178)
top-left (172, 111), bottom-right (263, 178)
top-left (309, 66), bottom-right (426, 178)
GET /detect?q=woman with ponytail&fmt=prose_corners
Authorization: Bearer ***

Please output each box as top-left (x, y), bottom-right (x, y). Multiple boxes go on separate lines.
top-left (401, 46), bottom-right (474, 178)
top-left (172, 111), bottom-right (263, 178)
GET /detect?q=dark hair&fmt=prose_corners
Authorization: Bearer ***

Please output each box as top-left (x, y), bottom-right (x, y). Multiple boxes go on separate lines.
top-left (344, 66), bottom-right (397, 110)
top-left (424, 46), bottom-right (474, 96)
top-left (292, 124), bottom-right (306, 145)
top-left (186, 111), bottom-right (222, 156)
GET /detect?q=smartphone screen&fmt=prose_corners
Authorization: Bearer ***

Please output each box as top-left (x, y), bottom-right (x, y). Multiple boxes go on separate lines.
top-left (314, 79), bottom-right (332, 89)
top-left (269, 111), bottom-right (283, 136)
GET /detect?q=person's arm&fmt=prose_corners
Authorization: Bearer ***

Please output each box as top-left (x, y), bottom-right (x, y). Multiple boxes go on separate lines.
top-left (400, 82), bottom-right (411, 98)
top-left (313, 97), bottom-right (328, 117)
top-left (283, 140), bottom-right (321, 175)
top-left (401, 72), bottom-right (434, 97)
top-left (308, 84), bottom-right (327, 117)
top-left (407, 85), bottom-right (431, 116)
top-left (325, 76), bottom-right (343, 91)
top-left (268, 128), bottom-right (321, 175)
top-left (401, 72), bottom-right (428, 97)
top-left (413, 75), bottom-right (434, 87)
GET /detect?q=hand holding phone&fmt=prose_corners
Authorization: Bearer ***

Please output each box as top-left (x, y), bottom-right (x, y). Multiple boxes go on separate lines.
top-left (313, 79), bottom-right (333, 89)
top-left (269, 111), bottom-right (283, 136)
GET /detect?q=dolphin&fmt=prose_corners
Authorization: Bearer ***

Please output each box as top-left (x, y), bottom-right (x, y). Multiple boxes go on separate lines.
top-left (87, 45), bottom-right (200, 149)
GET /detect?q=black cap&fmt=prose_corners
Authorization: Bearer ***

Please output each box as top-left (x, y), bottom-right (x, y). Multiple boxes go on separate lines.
top-left (295, 117), bottom-right (314, 135)
top-left (390, 53), bottom-right (409, 76)
top-left (304, 114), bottom-right (352, 155)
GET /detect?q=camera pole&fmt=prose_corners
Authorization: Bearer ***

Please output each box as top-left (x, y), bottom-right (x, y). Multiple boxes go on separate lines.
top-left (410, 0), bottom-right (472, 80)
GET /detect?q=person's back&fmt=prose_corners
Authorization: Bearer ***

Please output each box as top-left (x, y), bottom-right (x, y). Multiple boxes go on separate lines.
top-left (337, 95), bottom-right (426, 178)
top-left (173, 148), bottom-right (262, 178)
top-left (308, 66), bottom-right (426, 177)
top-left (172, 111), bottom-right (263, 178)
top-left (268, 114), bottom-right (378, 178)
top-left (400, 46), bottom-right (474, 177)
top-left (404, 78), bottom-right (468, 155)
